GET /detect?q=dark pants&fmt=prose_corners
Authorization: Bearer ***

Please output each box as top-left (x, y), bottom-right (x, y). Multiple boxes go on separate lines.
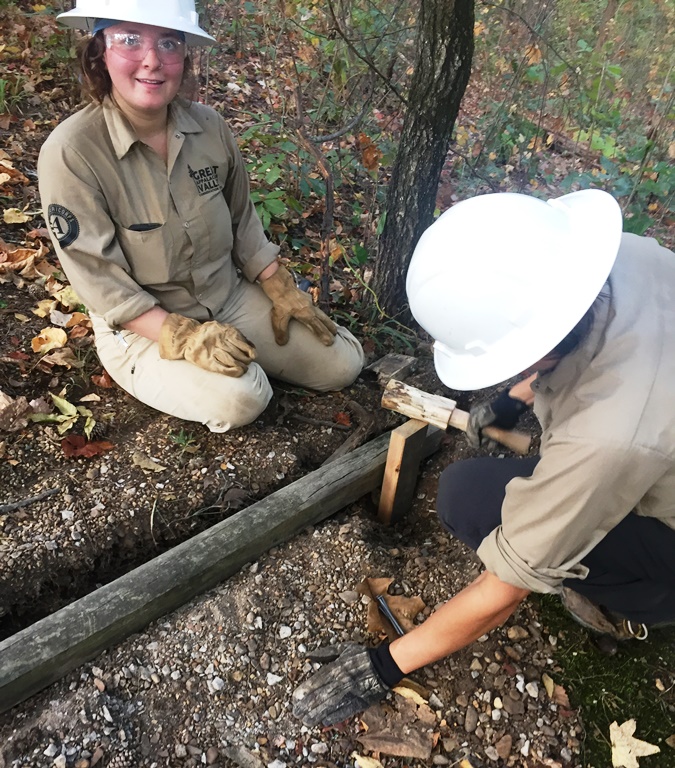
top-left (436, 457), bottom-right (675, 625)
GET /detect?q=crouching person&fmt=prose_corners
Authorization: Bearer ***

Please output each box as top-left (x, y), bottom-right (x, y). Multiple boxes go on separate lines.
top-left (293, 189), bottom-right (675, 726)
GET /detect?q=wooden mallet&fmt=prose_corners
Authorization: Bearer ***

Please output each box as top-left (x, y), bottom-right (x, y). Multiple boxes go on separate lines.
top-left (381, 379), bottom-right (532, 455)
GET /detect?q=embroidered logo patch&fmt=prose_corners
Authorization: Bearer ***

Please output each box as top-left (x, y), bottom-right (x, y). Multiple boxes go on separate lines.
top-left (188, 164), bottom-right (220, 196)
top-left (48, 204), bottom-right (80, 248)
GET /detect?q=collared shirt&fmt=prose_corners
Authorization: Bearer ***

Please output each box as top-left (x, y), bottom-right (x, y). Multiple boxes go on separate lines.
top-left (38, 97), bottom-right (279, 328)
top-left (477, 233), bottom-right (675, 593)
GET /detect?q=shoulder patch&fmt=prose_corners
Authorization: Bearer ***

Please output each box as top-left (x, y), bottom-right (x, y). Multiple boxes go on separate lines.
top-left (48, 204), bottom-right (80, 248)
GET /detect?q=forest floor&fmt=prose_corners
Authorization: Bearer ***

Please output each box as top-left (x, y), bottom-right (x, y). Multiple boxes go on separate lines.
top-left (1, 4), bottom-right (674, 768)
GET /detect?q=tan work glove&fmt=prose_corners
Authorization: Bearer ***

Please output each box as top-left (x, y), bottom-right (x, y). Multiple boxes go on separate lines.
top-left (260, 265), bottom-right (337, 346)
top-left (158, 313), bottom-right (256, 377)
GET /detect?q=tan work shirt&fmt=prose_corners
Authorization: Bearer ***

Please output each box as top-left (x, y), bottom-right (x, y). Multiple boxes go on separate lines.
top-left (478, 233), bottom-right (675, 593)
top-left (38, 97), bottom-right (279, 328)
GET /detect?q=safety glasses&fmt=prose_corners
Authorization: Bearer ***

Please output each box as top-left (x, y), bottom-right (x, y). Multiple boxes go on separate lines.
top-left (104, 32), bottom-right (187, 65)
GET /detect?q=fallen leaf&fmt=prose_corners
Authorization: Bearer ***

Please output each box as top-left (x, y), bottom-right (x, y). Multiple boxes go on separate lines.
top-left (3, 207), bottom-right (32, 224)
top-left (33, 298), bottom-right (57, 318)
top-left (552, 684), bottom-right (570, 708)
top-left (0, 239), bottom-right (49, 276)
top-left (132, 451), bottom-right (166, 472)
top-left (31, 326), bottom-right (67, 353)
top-left (39, 347), bottom-right (84, 370)
top-left (334, 410), bottom-right (352, 427)
top-left (542, 672), bottom-right (555, 698)
top-left (358, 697), bottom-right (434, 759)
top-left (0, 390), bottom-right (30, 432)
top-left (79, 393), bottom-right (101, 403)
top-left (393, 686), bottom-right (427, 706)
top-left (92, 370), bottom-right (114, 388)
top-left (49, 309), bottom-right (73, 327)
top-left (52, 285), bottom-right (81, 311)
top-left (14, 313), bottom-right (29, 322)
top-left (51, 393), bottom-right (77, 417)
top-left (27, 227), bottom-right (51, 239)
top-left (350, 754), bottom-right (383, 768)
top-left (610, 719), bottom-right (660, 768)
top-left (61, 435), bottom-right (114, 458)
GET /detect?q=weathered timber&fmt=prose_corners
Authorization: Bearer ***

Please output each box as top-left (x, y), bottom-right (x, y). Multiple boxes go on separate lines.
top-left (365, 353), bottom-right (418, 385)
top-left (0, 430), bottom-right (429, 714)
top-left (378, 420), bottom-right (444, 524)
top-left (382, 379), bottom-right (532, 456)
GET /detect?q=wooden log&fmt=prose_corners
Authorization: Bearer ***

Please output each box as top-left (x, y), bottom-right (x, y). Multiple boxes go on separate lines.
top-left (382, 379), bottom-right (531, 456)
top-left (365, 353), bottom-right (418, 385)
top-left (378, 420), bottom-right (444, 525)
top-left (0, 430), bottom-right (419, 714)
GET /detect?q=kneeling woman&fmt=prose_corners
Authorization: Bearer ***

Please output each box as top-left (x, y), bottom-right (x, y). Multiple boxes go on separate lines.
top-left (39, 0), bottom-right (363, 432)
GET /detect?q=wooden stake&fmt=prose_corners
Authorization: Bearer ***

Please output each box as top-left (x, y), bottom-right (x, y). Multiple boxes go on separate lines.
top-left (378, 420), bottom-right (443, 525)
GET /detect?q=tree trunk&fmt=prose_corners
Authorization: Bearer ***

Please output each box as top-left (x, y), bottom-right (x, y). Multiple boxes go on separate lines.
top-left (371, 0), bottom-right (475, 319)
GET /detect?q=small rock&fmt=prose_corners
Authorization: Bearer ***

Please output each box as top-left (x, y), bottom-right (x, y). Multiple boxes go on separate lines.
top-left (211, 676), bottom-right (225, 691)
top-left (504, 646), bottom-right (521, 661)
top-left (94, 678), bottom-right (105, 692)
top-left (507, 625), bottom-right (529, 641)
top-left (339, 590), bottom-right (359, 604)
top-left (279, 625), bottom-right (292, 639)
top-left (464, 706), bottom-right (479, 733)
top-left (206, 747), bottom-right (219, 765)
top-left (432, 756), bottom-right (450, 765)
top-left (310, 743), bottom-right (328, 754)
top-left (267, 672), bottom-right (283, 685)
top-left (485, 746), bottom-right (499, 762)
top-left (175, 744), bottom-right (188, 758)
top-left (502, 696), bottom-right (525, 716)
top-left (44, 745), bottom-right (59, 758)
top-left (268, 705), bottom-right (277, 719)
top-left (456, 694), bottom-right (469, 708)
top-left (495, 734), bottom-right (512, 759)
top-left (525, 681), bottom-right (539, 698)
top-left (470, 658), bottom-right (483, 672)
top-left (75, 760), bottom-right (90, 768)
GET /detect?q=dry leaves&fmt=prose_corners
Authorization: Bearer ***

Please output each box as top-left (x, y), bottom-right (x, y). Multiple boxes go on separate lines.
top-left (61, 434), bottom-right (114, 458)
top-left (357, 691), bottom-right (436, 759)
top-left (132, 451), bottom-right (166, 473)
top-left (357, 576), bottom-right (426, 642)
top-left (0, 389), bottom-right (31, 432)
top-left (31, 326), bottom-right (67, 353)
top-left (610, 720), bottom-right (660, 768)
top-left (3, 207), bottom-right (32, 224)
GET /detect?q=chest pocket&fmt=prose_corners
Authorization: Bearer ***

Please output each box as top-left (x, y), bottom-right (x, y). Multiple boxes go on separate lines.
top-left (115, 222), bottom-right (182, 287)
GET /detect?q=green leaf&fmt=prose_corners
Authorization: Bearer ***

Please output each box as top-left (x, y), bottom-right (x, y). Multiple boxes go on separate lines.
top-left (50, 393), bottom-right (77, 417)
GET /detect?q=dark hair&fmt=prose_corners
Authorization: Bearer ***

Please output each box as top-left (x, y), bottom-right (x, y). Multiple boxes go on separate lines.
top-left (549, 295), bottom-right (601, 359)
top-left (77, 32), bottom-right (196, 104)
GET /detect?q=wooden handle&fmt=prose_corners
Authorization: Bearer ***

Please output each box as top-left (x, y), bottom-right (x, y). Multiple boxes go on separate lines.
top-left (382, 379), bottom-right (532, 456)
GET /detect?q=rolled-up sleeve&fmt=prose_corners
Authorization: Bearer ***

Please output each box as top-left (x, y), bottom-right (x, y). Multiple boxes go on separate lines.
top-left (38, 139), bottom-right (157, 328)
top-left (477, 437), bottom-right (669, 593)
top-left (219, 122), bottom-right (279, 282)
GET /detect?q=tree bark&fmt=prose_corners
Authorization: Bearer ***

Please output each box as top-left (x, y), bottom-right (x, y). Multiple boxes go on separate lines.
top-left (371, 0), bottom-right (475, 318)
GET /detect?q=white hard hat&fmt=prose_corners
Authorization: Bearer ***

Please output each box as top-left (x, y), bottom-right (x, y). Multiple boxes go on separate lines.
top-left (57, 0), bottom-right (215, 46)
top-left (406, 189), bottom-right (623, 391)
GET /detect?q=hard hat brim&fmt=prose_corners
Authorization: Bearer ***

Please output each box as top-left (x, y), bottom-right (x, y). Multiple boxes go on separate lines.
top-left (56, 9), bottom-right (216, 46)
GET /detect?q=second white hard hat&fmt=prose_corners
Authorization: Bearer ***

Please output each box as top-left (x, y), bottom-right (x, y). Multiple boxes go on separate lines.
top-left (57, 0), bottom-right (215, 46)
top-left (405, 189), bottom-right (623, 391)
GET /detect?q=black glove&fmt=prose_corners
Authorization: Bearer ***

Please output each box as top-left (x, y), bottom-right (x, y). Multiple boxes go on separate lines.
top-left (292, 643), bottom-right (390, 727)
top-left (466, 388), bottom-right (529, 450)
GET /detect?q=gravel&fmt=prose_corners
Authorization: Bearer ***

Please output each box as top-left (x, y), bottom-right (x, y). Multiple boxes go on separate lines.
top-left (0, 432), bottom-right (584, 768)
